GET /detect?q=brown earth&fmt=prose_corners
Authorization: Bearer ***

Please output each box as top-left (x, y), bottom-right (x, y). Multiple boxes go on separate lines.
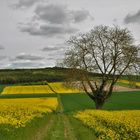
top-left (113, 85), bottom-right (140, 92)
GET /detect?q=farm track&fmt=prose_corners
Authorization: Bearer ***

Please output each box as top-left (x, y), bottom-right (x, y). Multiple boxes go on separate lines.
top-left (31, 115), bottom-right (55, 140)
top-left (32, 94), bottom-right (77, 140)
top-left (43, 113), bottom-right (77, 140)
top-left (113, 85), bottom-right (140, 92)
top-left (63, 114), bottom-right (77, 140)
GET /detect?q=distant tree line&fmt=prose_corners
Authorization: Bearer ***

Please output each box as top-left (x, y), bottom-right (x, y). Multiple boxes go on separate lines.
top-left (0, 67), bottom-right (139, 85)
top-left (0, 67), bottom-right (68, 84)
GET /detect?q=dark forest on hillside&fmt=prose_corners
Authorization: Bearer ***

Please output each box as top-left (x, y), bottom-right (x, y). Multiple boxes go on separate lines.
top-left (0, 67), bottom-right (139, 84)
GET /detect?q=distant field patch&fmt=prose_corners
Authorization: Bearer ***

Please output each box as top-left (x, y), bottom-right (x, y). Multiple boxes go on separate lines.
top-left (2, 85), bottom-right (54, 94)
top-left (1, 82), bottom-right (81, 94)
top-left (49, 82), bottom-right (81, 93)
top-left (118, 79), bottom-right (140, 87)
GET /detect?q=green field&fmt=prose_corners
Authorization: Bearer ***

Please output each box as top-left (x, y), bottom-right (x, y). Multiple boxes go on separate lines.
top-left (60, 91), bottom-right (140, 112)
top-left (0, 84), bottom-right (139, 140)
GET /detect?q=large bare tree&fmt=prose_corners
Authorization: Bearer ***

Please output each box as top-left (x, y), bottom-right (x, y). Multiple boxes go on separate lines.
top-left (63, 25), bottom-right (140, 109)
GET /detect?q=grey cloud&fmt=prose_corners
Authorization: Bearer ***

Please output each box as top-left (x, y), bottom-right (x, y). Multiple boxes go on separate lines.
top-left (71, 10), bottom-right (90, 23)
top-left (35, 4), bottom-right (68, 24)
top-left (46, 54), bottom-right (64, 61)
top-left (20, 24), bottom-right (78, 37)
top-left (124, 10), bottom-right (140, 24)
top-left (0, 45), bottom-right (5, 50)
top-left (41, 46), bottom-right (62, 52)
top-left (11, 53), bottom-right (44, 61)
top-left (19, 4), bottom-right (91, 37)
top-left (5, 53), bottom-right (55, 69)
top-left (47, 57), bottom-right (63, 61)
top-left (0, 56), bottom-right (7, 60)
top-left (34, 4), bottom-right (91, 24)
top-left (40, 25), bottom-right (78, 35)
top-left (47, 50), bottom-right (65, 58)
top-left (6, 61), bottom-right (46, 69)
top-left (14, 0), bottom-right (41, 8)
top-left (41, 43), bottom-right (67, 53)
top-left (55, 43), bottom-right (66, 47)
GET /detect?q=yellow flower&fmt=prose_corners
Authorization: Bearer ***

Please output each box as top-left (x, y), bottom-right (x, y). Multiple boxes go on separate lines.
top-left (2, 82), bottom-right (82, 94)
top-left (74, 110), bottom-right (140, 140)
top-left (0, 98), bottom-right (58, 128)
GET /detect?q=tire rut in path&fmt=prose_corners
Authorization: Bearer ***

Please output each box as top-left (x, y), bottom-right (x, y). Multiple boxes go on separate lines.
top-left (31, 115), bottom-right (55, 140)
top-left (57, 94), bottom-right (77, 140)
top-left (63, 114), bottom-right (77, 140)
top-left (44, 113), bottom-right (77, 140)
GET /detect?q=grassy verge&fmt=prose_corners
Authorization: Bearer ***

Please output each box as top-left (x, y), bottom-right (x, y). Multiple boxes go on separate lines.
top-left (0, 114), bottom-right (52, 140)
top-left (44, 114), bottom-right (65, 140)
top-left (68, 114), bottom-right (96, 140)
top-left (0, 85), bottom-right (6, 94)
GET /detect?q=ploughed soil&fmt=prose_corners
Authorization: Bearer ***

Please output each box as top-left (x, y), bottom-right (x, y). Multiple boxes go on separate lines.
top-left (113, 85), bottom-right (140, 92)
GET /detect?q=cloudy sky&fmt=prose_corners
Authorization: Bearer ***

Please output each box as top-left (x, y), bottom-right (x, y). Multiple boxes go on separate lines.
top-left (0, 0), bottom-right (140, 69)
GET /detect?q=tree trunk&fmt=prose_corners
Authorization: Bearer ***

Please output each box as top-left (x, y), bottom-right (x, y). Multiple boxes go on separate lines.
top-left (95, 99), bottom-right (104, 110)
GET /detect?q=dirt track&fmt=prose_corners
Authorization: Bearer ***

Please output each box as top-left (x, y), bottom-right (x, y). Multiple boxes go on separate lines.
top-left (113, 85), bottom-right (140, 92)
top-left (64, 81), bottom-right (140, 92)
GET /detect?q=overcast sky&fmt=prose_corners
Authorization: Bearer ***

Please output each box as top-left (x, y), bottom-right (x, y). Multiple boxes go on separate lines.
top-left (0, 0), bottom-right (140, 69)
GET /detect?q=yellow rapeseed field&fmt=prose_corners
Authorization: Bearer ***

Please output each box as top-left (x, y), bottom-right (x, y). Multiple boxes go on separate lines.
top-left (0, 98), bottom-right (58, 128)
top-left (49, 82), bottom-right (81, 93)
top-left (74, 110), bottom-right (140, 140)
top-left (2, 85), bottom-right (54, 94)
top-left (118, 79), bottom-right (140, 87)
top-left (2, 82), bottom-right (81, 94)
